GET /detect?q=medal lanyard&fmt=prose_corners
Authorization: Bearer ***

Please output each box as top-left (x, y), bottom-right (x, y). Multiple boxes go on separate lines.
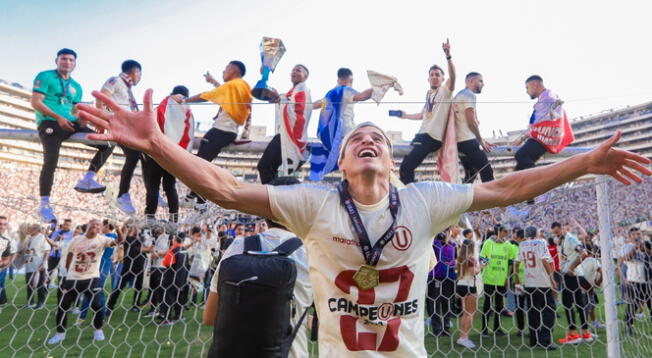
top-left (337, 180), bottom-right (400, 266)
top-left (121, 75), bottom-right (139, 111)
top-left (58, 73), bottom-right (71, 104)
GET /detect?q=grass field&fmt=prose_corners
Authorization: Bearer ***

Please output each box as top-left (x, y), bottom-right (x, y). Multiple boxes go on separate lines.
top-left (0, 276), bottom-right (650, 357)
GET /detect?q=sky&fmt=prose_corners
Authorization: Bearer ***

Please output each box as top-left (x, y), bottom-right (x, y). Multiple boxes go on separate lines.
top-left (1, 0), bottom-right (651, 140)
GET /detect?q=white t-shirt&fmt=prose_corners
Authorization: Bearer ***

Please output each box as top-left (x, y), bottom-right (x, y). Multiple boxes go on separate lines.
top-left (581, 257), bottom-right (601, 287)
top-left (621, 243), bottom-right (646, 283)
top-left (101, 74), bottom-right (137, 111)
top-left (57, 238), bottom-right (73, 278)
top-left (452, 88), bottom-right (478, 143)
top-left (0, 233), bottom-right (16, 258)
top-left (340, 87), bottom-right (358, 135)
top-left (66, 235), bottom-right (114, 280)
top-left (24, 234), bottom-right (49, 273)
top-left (516, 239), bottom-right (553, 288)
top-left (212, 108), bottom-right (239, 134)
top-left (152, 234), bottom-right (170, 269)
top-left (268, 181), bottom-right (473, 357)
top-left (210, 227), bottom-right (312, 358)
top-left (417, 85), bottom-right (453, 141)
top-left (560, 233), bottom-right (584, 276)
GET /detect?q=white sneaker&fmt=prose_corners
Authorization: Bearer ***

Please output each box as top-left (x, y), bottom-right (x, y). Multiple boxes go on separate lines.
top-left (94, 329), bottom-right (105, 341)
top-left (74, 177), bottom-right (106, 194)
top-left (48, 333), bottom-right (65, 344)
top-left (457, 337), bottom-right (476, 349)
top-left (592, 321), bottom-right (606, 330)
top-left (117, 193), bottom-right (136, 215)
top-left (72, 308), bottom-right (81, 315)
top-left (636, 313), bottom-right (645, 320)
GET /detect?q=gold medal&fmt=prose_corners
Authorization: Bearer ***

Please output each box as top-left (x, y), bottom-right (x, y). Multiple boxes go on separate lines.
top-left (353, 265), bottom-right (380, 290)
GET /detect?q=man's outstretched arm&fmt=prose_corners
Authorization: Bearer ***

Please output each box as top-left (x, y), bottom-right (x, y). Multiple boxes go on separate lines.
top-left (76, 89), bottom-right (275, 220)
top-left (468, 131), bottom-right (651, 212)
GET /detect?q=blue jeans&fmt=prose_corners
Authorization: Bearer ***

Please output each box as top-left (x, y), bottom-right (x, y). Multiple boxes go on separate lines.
top-left (0, 269), bottom-right (7, 304)
top-left (111, 262), bottom-right (123, 291)
top-left (80, 270), bottom-right (108, 319)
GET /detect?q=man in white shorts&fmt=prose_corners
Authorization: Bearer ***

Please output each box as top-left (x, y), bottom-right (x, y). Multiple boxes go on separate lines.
top-left (48, 219), bottom-right (124, 344)
top-left (76, 89), bottom-right (651, 357)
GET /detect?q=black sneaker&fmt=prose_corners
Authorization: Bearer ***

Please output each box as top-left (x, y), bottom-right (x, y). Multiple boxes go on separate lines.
top-left (545, 344), bottom-right (559, 351)
top-left (481, 330), bottom-right (489, 338)
top-left (130, 307), bottom-right (140, 313)
top-left (494, 329), bottom-right (507, 336)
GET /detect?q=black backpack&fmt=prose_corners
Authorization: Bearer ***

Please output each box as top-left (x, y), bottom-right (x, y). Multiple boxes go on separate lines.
top-left (208, 235), bottom-right (307, 358)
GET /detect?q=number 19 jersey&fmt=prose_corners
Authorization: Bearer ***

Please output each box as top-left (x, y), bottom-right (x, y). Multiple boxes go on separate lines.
top-left (66, 235), bottom-right (114, 280)
top-left (515, 239), bottom-right (553, 288)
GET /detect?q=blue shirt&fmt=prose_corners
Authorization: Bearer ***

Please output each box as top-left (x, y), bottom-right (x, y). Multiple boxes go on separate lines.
top-left (99, 233), bottom-right (117, 275)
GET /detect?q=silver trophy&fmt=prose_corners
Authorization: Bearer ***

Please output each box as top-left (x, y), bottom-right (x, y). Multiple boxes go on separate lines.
top-left (251, 37), bottom-right (286, 101)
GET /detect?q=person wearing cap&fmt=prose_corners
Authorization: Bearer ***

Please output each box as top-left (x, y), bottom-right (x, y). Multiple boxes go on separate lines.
top-left (32, 48), bottom-right (114, 222)
top-left (479, 224), bottom-right (518, 336)
top-left (514, 226), bottom-right (558, 350)
top-left (77, 87), bottom-right (650, 357)
top-left (142, 85), bottom-right (195, 223)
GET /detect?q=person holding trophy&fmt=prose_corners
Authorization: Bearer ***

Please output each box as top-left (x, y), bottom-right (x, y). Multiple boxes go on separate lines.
top-left (179, 60), bottom-right (253, 208)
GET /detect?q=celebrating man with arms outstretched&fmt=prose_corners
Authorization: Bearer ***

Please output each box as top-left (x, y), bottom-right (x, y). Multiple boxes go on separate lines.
top-left (76, 89), bottom-right (650, 357)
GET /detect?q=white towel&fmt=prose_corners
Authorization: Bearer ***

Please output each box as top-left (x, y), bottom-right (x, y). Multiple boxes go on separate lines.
top-left (367, 70), bottom-right (404, 104)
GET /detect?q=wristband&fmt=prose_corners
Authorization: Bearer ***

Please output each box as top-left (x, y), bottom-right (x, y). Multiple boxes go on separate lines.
top-left (446, 56), bottom-right (452, 60)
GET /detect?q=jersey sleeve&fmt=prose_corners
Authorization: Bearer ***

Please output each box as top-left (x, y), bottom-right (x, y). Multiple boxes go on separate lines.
top-left (102, 236), bottom-right (115, 247)
top-left (455, 91), bottom-right (475, 111)
top-left (480, 240), bottom-right (490, 258)
top-left (101, 77), bottom-right (118, 95)
top-left (267, 184), bottom-right (331, 239)
top-left (32, 71), bottom-right (51, 95)
top-left (509, 243), bottom-right (519, 260)
top-left (539, 241), bottom-right (553, 262)
top-left (514, 245), bottom-right (523, 262)
top-left (413, 182), bottom-right (474, 236)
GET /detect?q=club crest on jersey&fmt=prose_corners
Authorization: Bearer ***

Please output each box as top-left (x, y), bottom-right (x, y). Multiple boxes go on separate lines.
top-left (391, 226), bottom-right (412, 251)
top-left (69, 87), bottom-right (77, 96)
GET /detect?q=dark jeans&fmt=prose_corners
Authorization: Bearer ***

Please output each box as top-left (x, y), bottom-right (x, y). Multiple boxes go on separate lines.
top-left (427, 277), bottom-right (455, 334)
top-left (148, 268), bottom-right (165, 308)
top-left (38, 120), bottom-right (113, 196)
top-left (25, 271), bottom-right (47, 306)
top-left (562, 274), bottom-right (588, 330)
top-left (482, 284), bottom-right (507, 332)
top-left (526, 287), bottom-right (556, 347)
top-left (143, 156), bottom-right (178, 216)
top-left (625, 282), bottom-right (652, 329)
top-left (457, 139), bottom-right (494, 183)
top-left (514, 138), bottom-right (547, 171)
top-left (400, 133), bottom-right (442, 184)
top-left (118, 145), bottom-right (143, 197)
top-left (47, 256), bottom-right (61, 280)
top-left (188, 128), bottom-right (237, 203)
top-left (106, 262), bottom-right (145, 311)
top-left (257, 134), bottom-right (282, 184)
top-left (515, 291), bottom-right (527, 331)
top-left (56, 278), bottom-right (104, 332)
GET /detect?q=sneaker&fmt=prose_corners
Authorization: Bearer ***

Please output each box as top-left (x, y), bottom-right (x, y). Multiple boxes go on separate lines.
top-left (159, 320), bottom-right (174, 326)
top-left (158, 194), bottom-right (168, 207)
top-left (480, 330), bottom-right (489, 338)
top-left (33, 304), bottom-right (45, 310)
top-left (117, 194), bottom-right (136, 215)
top-left (559, 332), bottom-right (582, 344)
top-left (636, 313), bottom-right (645, 320)
top-left (180, 196), bottom-right (195, 208)
top-left (544, 344), bottom-right (559, 351)
top-left (94, 329), bottom-right (105, 341)
top-left (592, 321), bottom-right (606, 330)
top-left (494, 329), bottom-right (507, 336)
top-left (143, 310), bottom-right (157, 318)
top-left (73, 318), bottom-right (85, 326)
top-left (74, 177), bottom-right (106, 194)
top-left (424, 317), bottom-right (431, 327)
top-left (39, 203), bottom-right (57, 222)
top-left (582, 332), bottom-right (596, 342)
top-left (72, 308), bottom-right (81, 315)
top-left (47, 333), bottom-right (65, 344)
top-left (129, 306), bottom-right (140, 313)
top-left (456, 337), bottom-right (476, 349)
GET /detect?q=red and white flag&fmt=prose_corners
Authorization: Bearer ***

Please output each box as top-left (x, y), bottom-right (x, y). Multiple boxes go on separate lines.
top-left (157, 96), bottom-right (195, 151)
top-left (278, 82), bottom-right (312, 175)
top-left (437, 108), bottom-right (461, 183)
top-left (528, 110), bottom-right (575, 154)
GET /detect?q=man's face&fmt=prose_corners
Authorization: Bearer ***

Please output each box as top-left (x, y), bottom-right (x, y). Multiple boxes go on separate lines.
top-left (499, 229), bottom-right (508, 239)
top-left (56, 54), bottom-right (76, 74)
top-left (338, 126), bottom-right (393, 179)
top-left (219, 224), bottom-right (227, 232)
top-left (552, 226), bottom-right (562, 236)
top-left (463, 232), bottom-right (473, 239)
top-left (258, 221), bottom-right (268, 232)
top-left (290, 65), bottom-right (308, 85)
top-left (87, 220), bottom-right (101, 236)
top-left (62, 220), bottom-right (72, 231)
top-left (450, 225), bottom-right (460, 236)
top-left (128, 68), bottom-right (142, 85)
top-left (428, 69), bottom-right (445, 89)
top-left (338, 75), bottom-right (353, 87)
top-left (526, 80), bottom-right (541, 100)
top-left (469, 75), bottom-right (484, 94)
top-left (629, 230), bottom-right (641, 242)
top-left (235, 225), bottom-right (245, 237)
top-left (223, 63), bottom-right (240, 82)
top-left (0, 219), bottom-right (7, 234)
